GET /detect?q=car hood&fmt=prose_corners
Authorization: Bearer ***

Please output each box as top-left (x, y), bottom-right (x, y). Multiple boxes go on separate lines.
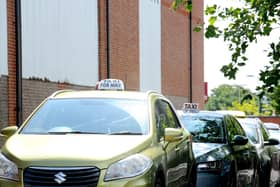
top-left (192, 142), bottom-right (230, 162)
top-left (2, 134), bottom-right (151, 168)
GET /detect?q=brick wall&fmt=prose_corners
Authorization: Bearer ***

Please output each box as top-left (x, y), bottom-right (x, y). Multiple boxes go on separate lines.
top-left (258, 116), bottom-right (280, 126)
top-left (192, 0), bottom-right (204, 107)
top-left (167, 95), bottom-right (188, 110)
top-left (22, 78), bottom-right (93, 122)
top-left (0, 75), bottom-right (8, 145)
top-left (0, 78), bottom-right (92, 147)
top-left (7, 0), bottom-right (17, 126)
top-left (161, 0), bottom-right (190, 105)
top-left (98, 0), bottom-right (139, 90)
top-left (108, 0), bottom-right (139, 91)
top-left (98, 0), bottom-right (108, 80)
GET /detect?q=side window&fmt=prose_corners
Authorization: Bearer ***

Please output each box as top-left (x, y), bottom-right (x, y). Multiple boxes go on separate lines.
top-left (226, 116), bottom-right (246, 142)
top-left (231, 117), bottom-right (246, 136)
top-left (154, 99), bottom-right (180, 141)
top-left (259, 122), bottom-right (270, 141)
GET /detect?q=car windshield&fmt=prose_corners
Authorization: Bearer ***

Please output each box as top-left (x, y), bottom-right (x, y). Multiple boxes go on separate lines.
top-left (20, 98), bottom-right (149, 135)
top-left (179, 115), bottom-right (225, 143)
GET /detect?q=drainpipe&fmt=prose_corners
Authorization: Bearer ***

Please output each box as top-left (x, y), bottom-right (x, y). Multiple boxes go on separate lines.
top-left (15, 0), bottom-right (23, 126)
top-left (106, 0), bottom-right (110, 78)
top-left (189, 1), bottom-right (193, 103)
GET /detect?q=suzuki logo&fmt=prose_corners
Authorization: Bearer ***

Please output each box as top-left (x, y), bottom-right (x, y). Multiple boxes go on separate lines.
top-left (54, 172), bottom-right (67, 184)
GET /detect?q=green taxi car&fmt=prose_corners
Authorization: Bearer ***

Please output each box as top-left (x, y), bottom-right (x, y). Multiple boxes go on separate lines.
top-left (0, 80), bottom-right (196, 187)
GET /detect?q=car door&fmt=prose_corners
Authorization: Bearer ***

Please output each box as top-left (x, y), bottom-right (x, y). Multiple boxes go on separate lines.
top-left (225, 115), bottom-right (257, 186)
top-left (259, 121), bottom-right (280, 186)
top-left (154, 99), bottom-right (189, 187)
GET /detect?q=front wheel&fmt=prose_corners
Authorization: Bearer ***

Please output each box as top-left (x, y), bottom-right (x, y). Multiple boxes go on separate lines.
top-left (187, 166), bottom-right (197, 187)
top-left (253, 171), bottom-right (260, 187)
top-left (225, 165), bottom-right (237, 187)
top-left (154, 172), bottom-right (165, 187)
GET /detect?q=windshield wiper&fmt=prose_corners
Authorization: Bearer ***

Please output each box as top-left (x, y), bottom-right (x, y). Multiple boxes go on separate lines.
top-left (47, 131), bottom-right (106, 135)
top-left (109, 131), bottom-right (143, 135)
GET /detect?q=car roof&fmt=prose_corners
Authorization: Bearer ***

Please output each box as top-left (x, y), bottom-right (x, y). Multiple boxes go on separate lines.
top-left (215, 110), bottom-right (246, 118)
top-left (237, 118), bottom-right (260, 128)
top-left (177, 110), bottom-right (227, 118)
top-left (49, 90), bottom-right (157, 100)
top-left (264, 122), bottom-right (280, 130)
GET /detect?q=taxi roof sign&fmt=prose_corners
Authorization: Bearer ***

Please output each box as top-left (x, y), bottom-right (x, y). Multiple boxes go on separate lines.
top-left (182, 103), bottom-right (199, 112)
top-left (97, 79), bottom-right (125, 91)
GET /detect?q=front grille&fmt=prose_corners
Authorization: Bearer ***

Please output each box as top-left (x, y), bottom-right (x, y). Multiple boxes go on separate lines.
top-left (23, 166), bottom-right (100, 187)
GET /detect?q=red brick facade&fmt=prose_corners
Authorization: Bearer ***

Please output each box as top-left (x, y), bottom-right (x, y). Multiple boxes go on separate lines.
top-left (191, 0), bottom-right (204, 106)
top-left (108, 0), bottom-right (139, 91)
top-left (161, 1), bottom-right (190, 98)
top-left (3, 0), bottom-right (205, 127)
top-left (98, 0), bottom-right (108, 81)
top-left (7, 0), bottom-right (17, 126)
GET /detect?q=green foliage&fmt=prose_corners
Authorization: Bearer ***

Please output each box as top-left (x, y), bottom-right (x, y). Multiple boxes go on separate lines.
top-left (268, 86), bottom-right (280, 115)
top-left (172, 0), bottom-right (280, 114)
top-left (205, 84), bottom-right (254, 111)
top-left (204, 0), bottom-right (280, 95)
top-left (171, 0), bottom-right (192, 12)
top-left (229, 100), bottom-right (258, 115)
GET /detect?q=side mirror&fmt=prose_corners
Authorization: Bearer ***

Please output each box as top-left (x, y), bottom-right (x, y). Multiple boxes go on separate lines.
top-left (1, 126), bottom-right (18, 139)
top-left (232, 135), bottom-right (248, 145)
top-left (264, 138), bottom-right (279, 146)
top-left (164, 128), bottom-right (183, 142)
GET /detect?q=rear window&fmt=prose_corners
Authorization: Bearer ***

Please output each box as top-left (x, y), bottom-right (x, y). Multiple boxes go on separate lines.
top-left (21, 98), bottom-right (149, 135)
top-left (179, 115), bottom-right (226, 143)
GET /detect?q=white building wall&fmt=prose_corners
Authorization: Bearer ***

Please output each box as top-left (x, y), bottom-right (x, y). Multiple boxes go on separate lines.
top-left (21, 0), bottom-right (98, 86)
top-left (139, 0), bottom-right (161, 92)
top-left (0, 0), bottom-right (8, 76)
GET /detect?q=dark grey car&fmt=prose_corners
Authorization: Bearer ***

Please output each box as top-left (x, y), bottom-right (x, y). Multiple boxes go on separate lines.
top-left (177, 110), bottom-right (259, 187)
top-left (238, 118), bottom-right (280, 187)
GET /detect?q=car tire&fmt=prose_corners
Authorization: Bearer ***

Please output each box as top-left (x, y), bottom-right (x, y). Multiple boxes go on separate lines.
top-left (253, 171), bottom-right (260, 187)
top-left (226, 165), bottom-right (237, 187)
top-left (187, 166), bottom-right (197, 187)
top-left (154, 171), bottom-right (165, 187)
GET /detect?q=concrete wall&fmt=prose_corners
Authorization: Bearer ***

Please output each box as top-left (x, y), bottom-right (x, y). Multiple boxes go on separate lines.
top-left (21, 0), bottom-right (99, 86)
top-left (139, 0), bottom-right (161, 92)
top-left (0, 0), bottom-right (8, 76)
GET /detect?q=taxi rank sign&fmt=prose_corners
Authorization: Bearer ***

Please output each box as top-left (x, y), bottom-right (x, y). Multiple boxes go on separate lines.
top-left (98, 79), bottom-right (125, 90)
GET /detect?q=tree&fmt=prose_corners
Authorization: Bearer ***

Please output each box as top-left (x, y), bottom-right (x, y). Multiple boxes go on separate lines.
top-left (229, 100), bottom-right (259, 116)
top-left (205, 84), bottom-right (254, 111)
top-left (172, 0), bottom-right (280, 113)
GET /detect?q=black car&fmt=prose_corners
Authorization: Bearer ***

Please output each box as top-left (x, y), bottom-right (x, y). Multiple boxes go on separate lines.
top-left (177, 109), bottom-right (259, 187)
top-left (238, 118), bottom-right (280, 187)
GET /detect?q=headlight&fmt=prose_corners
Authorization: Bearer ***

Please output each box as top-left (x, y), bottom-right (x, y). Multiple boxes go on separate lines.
top-left (0, 153), bottom-right (19, 181)
top-left (197, 160), bottom-right (222, 172)
top-left (104, 154), bottom-right (152, 181)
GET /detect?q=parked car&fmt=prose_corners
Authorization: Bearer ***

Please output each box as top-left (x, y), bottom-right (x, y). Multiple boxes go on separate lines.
top-left (238, 118), bottom-right (280, 187)
top-left (177, 105), bottom-right (259, 187)
top-left (264, 122), bottom-right (280, 143)
top-left (0, 79), bottom-right (196, 187)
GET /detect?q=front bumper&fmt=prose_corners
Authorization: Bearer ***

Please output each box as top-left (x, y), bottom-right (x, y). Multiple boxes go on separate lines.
top-left (197, 172), bottom-right (224, 187)
top-left (0, 168), bottom-right (154, 187)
